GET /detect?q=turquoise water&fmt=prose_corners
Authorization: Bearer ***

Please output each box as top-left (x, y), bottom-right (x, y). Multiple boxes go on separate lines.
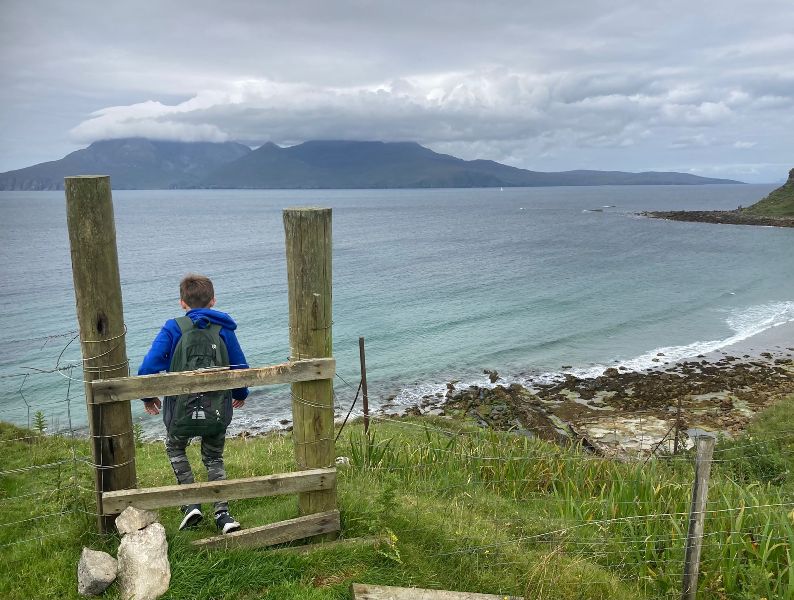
top-left (1, 185), bottom-right (792, 433)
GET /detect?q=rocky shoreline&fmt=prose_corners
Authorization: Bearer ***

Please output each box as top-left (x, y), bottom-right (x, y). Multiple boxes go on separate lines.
top-left (642, 210), bottom-right (794, 228)
top-left (387, 349), bottom-right (794, 460)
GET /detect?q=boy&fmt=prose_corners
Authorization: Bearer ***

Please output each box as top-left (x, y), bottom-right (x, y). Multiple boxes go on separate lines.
top-left (139, 274), bottom-right (249, 534)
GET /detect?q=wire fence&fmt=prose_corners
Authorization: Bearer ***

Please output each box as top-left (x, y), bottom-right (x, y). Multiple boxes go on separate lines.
top-left (2, 329), bottom-right (793, 598)
top-left (331, 370), bottom-right (794, 598)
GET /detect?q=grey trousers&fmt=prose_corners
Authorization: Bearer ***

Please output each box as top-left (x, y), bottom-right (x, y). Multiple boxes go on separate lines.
top-left (165, 430), bottom-right (229, 514)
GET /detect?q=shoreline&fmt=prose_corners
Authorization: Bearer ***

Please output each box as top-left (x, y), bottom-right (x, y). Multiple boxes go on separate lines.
top-left (383, 321), bottom-right (794, 459)
top-left (40, 321), bottom-right (794, 450)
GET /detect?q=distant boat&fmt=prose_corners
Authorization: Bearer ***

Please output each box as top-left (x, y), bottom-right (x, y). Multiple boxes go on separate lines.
top-left (500, 187), bottom-right (504, 191)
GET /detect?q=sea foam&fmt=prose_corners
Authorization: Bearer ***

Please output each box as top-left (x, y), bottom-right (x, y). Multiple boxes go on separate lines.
top-left (390, 301), bottom-right (794, 406)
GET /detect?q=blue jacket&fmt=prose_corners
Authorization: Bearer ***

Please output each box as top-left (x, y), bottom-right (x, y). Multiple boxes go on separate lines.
top-left (138, 308), bottom-right (249, 401)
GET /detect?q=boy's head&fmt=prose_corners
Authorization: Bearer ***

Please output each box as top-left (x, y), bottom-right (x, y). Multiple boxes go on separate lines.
top-left (179, 274), bottom-right (216, 310)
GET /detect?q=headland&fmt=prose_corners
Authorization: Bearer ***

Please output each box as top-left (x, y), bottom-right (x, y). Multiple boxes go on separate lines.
top-left (643, 167), bottom-right (794, 228)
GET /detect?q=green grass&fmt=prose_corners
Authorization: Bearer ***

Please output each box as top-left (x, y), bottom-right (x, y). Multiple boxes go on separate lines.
top-left (743, 172), bottom-right (794, 217)
top-left (2, 398), bottom-right (793, 599)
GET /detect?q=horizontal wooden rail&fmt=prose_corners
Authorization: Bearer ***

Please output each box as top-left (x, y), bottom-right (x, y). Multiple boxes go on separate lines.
top-left (193, 510), bottom-right (340, 550)
top-left (101, 468), bottom-right (336, 514)
top-left (91, 358), bottom-right (335, 404)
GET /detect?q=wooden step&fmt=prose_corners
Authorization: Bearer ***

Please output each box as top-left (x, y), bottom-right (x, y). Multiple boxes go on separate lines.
top-left (350, 583), bottom-right (522, 599)
top-left (193, 510), bottom-right (340, 550)
top-left (267, 535), bottom-right (386, 556)
top-left (102, 468), bottom-right (335, 514)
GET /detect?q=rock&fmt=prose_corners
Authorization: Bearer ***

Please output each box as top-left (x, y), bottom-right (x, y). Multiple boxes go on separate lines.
top-left (603, 367), bottom-right (620, 377)
top-left (483, 369), bottom-right (500, 383)
top-left (335, 456), bottom-right (351, 466)
top-left (115, 506), bottom-right (159, 535)
top-left (117, 522), bottom-right (170, 600)
top-left (77, 547), bottom-right (117, 596)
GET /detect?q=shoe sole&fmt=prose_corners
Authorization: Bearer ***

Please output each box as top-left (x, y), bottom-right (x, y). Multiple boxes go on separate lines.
top-left (220, 521), bottom-right (241, 534)
top-left (179, 508), bottom-right (203, 530)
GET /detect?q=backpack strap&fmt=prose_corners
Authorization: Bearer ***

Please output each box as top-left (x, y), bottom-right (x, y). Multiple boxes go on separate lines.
top-left (175, 316), bottom-right (194, 334)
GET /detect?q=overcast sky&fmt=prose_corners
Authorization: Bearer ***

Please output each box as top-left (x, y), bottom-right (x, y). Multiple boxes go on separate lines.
top-left (1, 1), bottom-right (792, 182)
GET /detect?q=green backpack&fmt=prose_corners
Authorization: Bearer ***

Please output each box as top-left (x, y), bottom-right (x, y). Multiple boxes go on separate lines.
top-left (165, 316), bottom-right (232, 437)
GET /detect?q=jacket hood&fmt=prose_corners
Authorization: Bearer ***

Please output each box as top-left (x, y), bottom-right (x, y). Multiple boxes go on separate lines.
top-left (185, 308), bottom-right (238, 330)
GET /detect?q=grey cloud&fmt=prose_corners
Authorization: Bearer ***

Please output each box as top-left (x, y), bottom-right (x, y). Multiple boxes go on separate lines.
top-left (1, 0), bottom-right (793, 181)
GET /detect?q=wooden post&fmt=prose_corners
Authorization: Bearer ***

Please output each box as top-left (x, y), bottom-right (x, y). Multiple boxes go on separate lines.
top-left (359, 337), bottom-right (370, 434)
top-left (283, 207), bottom-right (336, 517)
top-left (673, 396), bottom-right (683, 455)
top-left (681, 433), bottom-right (716, 600)
top-left (65, 175), bottom-right (136, 533)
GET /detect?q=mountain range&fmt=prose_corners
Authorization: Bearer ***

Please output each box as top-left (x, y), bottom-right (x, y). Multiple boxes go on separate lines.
top-left (0, 138), bottom-right (743, 190)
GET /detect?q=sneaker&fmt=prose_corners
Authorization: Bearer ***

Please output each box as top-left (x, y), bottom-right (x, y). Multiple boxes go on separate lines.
top-left (179, 504), bottom-right (203, 530)
top-left (215, 511), bottom-right (241, 534)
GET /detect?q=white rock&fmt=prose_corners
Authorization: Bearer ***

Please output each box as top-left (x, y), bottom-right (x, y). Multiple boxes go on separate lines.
top-left (117, 522), bottom-right (170, 600)
top-left (77, 547), bottom-right (117, 596)
top-left (115, 506), bottom-right (159, 535)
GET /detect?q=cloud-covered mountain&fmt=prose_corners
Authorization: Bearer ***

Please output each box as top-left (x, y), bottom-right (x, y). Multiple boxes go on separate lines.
top-left (0, 139), bottom-right (741, 191)
top-left (0, 138), bottom-right (251, 190)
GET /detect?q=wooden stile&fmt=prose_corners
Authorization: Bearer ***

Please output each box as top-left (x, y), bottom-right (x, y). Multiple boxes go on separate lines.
top-left (65, 175), bottom-right (136, 533)
top-left (91, 358), bottom-right (335, 404)
top-left (193, 510), bottom-right (340, 550)
top-left (64, 179), bottom-right (340, 536)
top-left (101, 468), bottom-right (336, 514)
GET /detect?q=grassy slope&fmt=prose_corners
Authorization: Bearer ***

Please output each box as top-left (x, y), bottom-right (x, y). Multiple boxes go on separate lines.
top-left (2, 398), bottom-right (793, 600)
top-left (743, 169), bottom-right (794, 217)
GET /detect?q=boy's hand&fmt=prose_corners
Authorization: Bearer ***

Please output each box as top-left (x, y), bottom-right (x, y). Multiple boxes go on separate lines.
top-left (232, 399), bottom-right (245, 409)
top-left (143, 398), bottom-right (161, 415)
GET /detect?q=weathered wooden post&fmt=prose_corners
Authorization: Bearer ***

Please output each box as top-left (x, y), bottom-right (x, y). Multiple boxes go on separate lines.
top-left (681, 433), bottom-right (716, 600)
top-left (283, 207), bottom-right (336, 517)
top-left (65, 175), bottom-right (136, 533)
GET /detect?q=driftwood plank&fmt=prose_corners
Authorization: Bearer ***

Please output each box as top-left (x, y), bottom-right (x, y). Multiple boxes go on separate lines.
top-left (193, 510), bottom-right (340, 550)
top-left (101, 468), bottom-right (335, 514)
top-left (91, 358), bottom-right (335, 404)
top-left (351, 584), bottom-right (522, 599)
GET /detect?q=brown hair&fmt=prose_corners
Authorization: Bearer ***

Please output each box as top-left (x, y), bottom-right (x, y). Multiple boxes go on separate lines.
top-left (180, 274), bottom-right (214, 308)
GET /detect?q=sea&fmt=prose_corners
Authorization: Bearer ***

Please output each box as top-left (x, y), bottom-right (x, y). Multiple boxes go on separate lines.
top-left (1, 185), bottom-right (792, 435)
